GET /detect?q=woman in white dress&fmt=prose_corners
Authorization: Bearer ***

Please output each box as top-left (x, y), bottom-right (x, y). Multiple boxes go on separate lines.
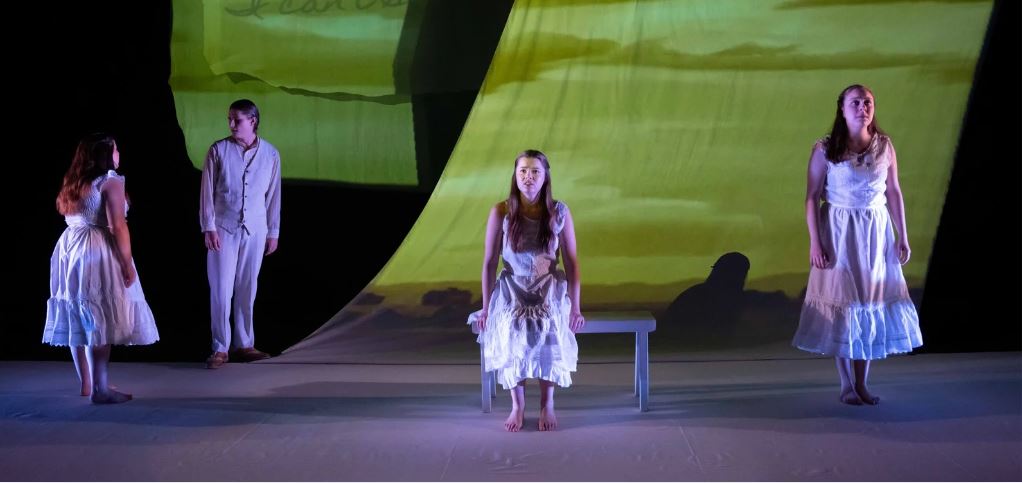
top-left (469, 149), bottom-right (585, 431)
top-left (792, 85), bottom-right (922, 405)
top-left (43, 133), bottom-right (159, 404)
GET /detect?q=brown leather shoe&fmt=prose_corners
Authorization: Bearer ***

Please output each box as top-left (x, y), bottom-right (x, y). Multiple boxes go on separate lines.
top-left (206, 351), bottom-right (229, 369)
top-left (230, 347), bottom-right (271, 362)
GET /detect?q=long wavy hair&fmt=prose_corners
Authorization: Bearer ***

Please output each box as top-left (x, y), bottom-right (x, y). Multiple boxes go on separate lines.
top-left (56, 133), bottom-right (117, 215)
top-left (505, 149), bottom-right (556, 252)
top-left (825, 84), bottom-right (886, 163)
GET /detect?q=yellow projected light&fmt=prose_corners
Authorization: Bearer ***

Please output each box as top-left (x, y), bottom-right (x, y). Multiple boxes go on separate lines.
top-left (170, 0), bottom-right (418, 185)
top-left (371, 0), bottom-right (991, 308)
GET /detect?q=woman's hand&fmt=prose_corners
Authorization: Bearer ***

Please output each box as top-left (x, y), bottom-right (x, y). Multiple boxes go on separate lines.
top-left (810, 241), bottom-right (830, 269)
top-left (569, 311), bottom-right (585, 333)
top-left (478, 309), bottom-right (488, 331)
top-left (122, 263), bottom-right (137, 287)
top-left (896, 238), bottom-right (911, 265)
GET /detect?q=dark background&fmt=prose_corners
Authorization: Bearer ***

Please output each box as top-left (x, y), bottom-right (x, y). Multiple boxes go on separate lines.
top-left (9, 0), bottom-right (1019, 362)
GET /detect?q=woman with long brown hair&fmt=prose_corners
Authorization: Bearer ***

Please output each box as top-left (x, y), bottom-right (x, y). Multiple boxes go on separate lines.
top-left (792, 85), bottom-right (922, 405)
top-left (44, 133), bottom-right (159, 404)
top-left (469, 149), bottom-right (585, 431)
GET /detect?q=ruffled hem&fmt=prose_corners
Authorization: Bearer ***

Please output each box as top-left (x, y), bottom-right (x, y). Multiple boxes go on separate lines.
top-left (792, 296), bottom-right (921, 360)
top-left (495, 359), bottom-right (574, 389)
top-left (43, 297), bottom-right (160, 347)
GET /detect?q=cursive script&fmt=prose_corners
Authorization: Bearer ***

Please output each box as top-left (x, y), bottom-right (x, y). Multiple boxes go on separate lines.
top-left (226, 0), bottom-right (407, 19)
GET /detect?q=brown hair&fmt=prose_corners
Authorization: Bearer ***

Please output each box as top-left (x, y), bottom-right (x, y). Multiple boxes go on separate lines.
top-left (505, 149), bottom-right (556, 252)
top-left (56, 133), bottom-right (117, 215)
top-left (824, 84), bottom-right (886, 163)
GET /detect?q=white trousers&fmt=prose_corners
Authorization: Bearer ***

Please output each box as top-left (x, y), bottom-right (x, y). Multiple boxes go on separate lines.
top-left (207, 224), bottom-right (266, 353)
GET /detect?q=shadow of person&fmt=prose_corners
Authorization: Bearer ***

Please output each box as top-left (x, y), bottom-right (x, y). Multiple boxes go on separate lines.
top-left (657, 252), bottom-right (798, 352)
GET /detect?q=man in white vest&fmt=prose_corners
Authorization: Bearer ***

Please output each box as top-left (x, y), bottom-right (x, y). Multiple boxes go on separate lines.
top-left (199, 99), bottom-right (281, 369)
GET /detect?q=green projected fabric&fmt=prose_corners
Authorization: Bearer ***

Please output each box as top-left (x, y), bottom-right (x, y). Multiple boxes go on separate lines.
top-left (280, 0), bottom-right (992, 363)
top-left (170, 0), bottom-right (418, 185)
top-left (375, 0), bottom-right (991, 300)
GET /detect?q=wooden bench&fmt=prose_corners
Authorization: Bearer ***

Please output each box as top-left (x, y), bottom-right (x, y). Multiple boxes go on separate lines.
top-left (471, 311), bottom-right (656, 412)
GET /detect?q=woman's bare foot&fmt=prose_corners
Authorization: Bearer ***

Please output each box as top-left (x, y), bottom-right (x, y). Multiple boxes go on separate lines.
top-left (81, 382), bottom-right (117, 397)
top-left (840, 388), bottom-right (863, 405)
top-left (855, 385), bottom-right (880, 405)
top-left (90, 389), bottom-right (132, 404)
top-left (504, 407), bottom-right (524, 432)
top-left (538, 406), bottom-right (558, 431)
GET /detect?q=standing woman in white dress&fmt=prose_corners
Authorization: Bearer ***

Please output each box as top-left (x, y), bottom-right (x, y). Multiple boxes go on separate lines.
top-left (792, 85), bottom-right (922, 405)
top-left (43, 133), bottom-right (159, 404)
top-left (470, 149), bottom-right (585, 432)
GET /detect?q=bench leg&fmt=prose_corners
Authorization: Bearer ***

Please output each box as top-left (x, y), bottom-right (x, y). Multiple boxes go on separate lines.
top-left (634, 333), bottom-right (640, 397)
top-left (638, 331), bottom-right (650, 412)
top-left (491, 370), bottom-right (498, 397)
top-left (480, 342), bottom-right (491, 413)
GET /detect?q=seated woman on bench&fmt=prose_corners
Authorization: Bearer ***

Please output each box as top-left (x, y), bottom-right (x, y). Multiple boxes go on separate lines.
top-left (468, 149), bottom-right (585, 432)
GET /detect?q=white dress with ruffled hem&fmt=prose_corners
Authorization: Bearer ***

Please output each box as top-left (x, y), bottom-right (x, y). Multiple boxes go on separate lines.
top-left (43, 171), bottom-right (160, 347)
top-left (792, 136), bottom-right (922, 360)
top-left (468, 201), bottom-right (579, 389)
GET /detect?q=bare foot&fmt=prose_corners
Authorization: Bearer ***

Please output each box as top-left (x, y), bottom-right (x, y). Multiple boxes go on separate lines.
top-left (504, 407), bottom-right (524, 432)
top-left (81, 383), bottom-right (116, 397)
top-left (538, 406), bottom-right (558, 431)
top-left (840, 388), bottom-right (863, 405)
top-left (855, 385), bottom-right (880, 405)
top-left (90, 389), bottom-right (132, 404)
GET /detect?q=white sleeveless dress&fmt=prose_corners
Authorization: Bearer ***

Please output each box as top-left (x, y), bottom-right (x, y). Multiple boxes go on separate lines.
top-left (792, 136), bottom-right (922, 360)
top-left (43, 170), bottom-right (160, 347)
top-left (468, 201), bottom-right (579, 389)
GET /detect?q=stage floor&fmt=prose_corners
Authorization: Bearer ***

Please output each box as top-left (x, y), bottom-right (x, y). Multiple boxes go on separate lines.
top-left (2, 352), bottom-right (1019, 481)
